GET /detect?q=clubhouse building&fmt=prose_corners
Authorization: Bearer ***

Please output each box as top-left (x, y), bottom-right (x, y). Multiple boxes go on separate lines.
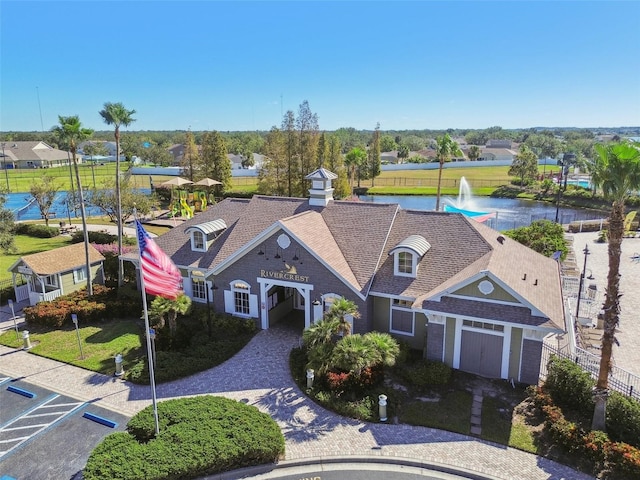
top-left (131, 169), bottom-right (565, 384)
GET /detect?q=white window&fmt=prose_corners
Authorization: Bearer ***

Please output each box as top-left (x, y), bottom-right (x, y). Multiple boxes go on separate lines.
top-left (191, 231), bottom-right (205, 251)
top-left (394, 250), bottom-right (417, 277)
top-left (44, 275), bottom-right (58, 287)
top-left (398, 252), bottom-right (413, 274)
top-left (390, 309), bottom-right (414, 335)
top-left (390, 298), bottom-right (414, 336)
top-left (73, 267), bottom-right (87, 284)
top-left (191, 277), bottom-right (206, 301)
top-left (232, 282), bottom-right (250, 315)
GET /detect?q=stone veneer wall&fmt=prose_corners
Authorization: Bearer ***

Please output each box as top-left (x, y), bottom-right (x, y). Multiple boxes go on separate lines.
top-left (520, 338), bottom-right (543, 385)
top-left (426, 323), bottom-right (444, 362)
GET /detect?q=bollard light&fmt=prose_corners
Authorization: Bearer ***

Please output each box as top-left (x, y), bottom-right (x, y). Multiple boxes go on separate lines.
top-left (115, 353), bottom-right (124, 376)
top-left (378, 394), bottom-right (388, 422)
top-left (306, 369), bottom-right (315, 389)
top-left (22, 330), bottom-right (31, 350)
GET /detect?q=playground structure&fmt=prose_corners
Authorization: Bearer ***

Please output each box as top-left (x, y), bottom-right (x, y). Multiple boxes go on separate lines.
top-left (169, 188), bottom-right (217, 219)
top-left (158, 176), bottom-right (221, 220)
top-left (443, 176), bottom-right (497, 223)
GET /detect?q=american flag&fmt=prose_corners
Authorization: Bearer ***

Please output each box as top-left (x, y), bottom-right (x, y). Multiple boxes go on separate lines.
top-left (136, 220), bottom-right (182, 300)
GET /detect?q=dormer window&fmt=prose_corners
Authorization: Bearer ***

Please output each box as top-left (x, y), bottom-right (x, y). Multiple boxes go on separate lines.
top-left (398, 251), bottom-right (413, 274)
top-left (185, 219), bottom-right (227, 253)
top-left (389, 235), bottom-right (431, 279)
top-left (192, 231), bottom-right (205, 251)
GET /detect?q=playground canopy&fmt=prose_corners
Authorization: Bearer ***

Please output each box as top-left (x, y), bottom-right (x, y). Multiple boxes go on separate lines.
top-left (194, 178), bottom-right (222, 187)
top-left (160, 177), bottom-right (194, 188)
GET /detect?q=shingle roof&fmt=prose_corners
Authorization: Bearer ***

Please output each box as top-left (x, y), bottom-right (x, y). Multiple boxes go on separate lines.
top-left (370, 210), bottom-right (492, 298)
top-left (1, 141), bottom-right (68, 161)
top-left (15, 243), bottom-right (104, 276)
top-left (151, 194), bottom-right (563, 330)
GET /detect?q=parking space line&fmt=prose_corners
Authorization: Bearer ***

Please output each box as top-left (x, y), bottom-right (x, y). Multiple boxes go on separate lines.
top-left (0, 394), bottom-right (85, 459)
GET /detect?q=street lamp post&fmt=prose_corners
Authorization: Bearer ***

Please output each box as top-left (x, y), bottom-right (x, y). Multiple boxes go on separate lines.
top-left (71, 313), bottom-right (85, 360)
top-left (1, 142), bottom-right (9, 192)
top-left (575, 244), bottom-right (590, 321)
top-left (555, 159), bottom-right (566, 223)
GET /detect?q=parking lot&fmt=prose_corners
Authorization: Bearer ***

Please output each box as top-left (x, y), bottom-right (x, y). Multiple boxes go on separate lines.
top-left (0, 377), bottom-right (129, 480)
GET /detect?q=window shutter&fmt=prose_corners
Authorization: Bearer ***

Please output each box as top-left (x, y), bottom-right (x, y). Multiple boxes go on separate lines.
top-left (249, 294), bottom-right (258, 317)
top-left (224, 290), bottom-right (234, 314)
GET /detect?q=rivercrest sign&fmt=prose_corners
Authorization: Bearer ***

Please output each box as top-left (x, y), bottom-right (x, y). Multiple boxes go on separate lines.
top-left (260, 269), bottom-right (309, 283)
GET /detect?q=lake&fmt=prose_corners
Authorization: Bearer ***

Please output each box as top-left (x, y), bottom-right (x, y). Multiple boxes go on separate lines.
top-left (359, 195), bottom-right (607, 231)
top-left (6, 189), bottom-right (151, 222)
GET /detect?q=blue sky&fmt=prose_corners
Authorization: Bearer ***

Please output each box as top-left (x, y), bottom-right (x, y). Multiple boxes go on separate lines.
top-left (1, 1), bottom-right (639, 132)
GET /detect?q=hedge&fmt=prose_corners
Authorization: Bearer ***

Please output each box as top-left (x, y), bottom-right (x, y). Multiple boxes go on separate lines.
top-left (83, 396), bottom-right (285, 480)
top-left (15, 223), bottom-right (59, 238)
top-left (23, 285), bottom-right (141, 327)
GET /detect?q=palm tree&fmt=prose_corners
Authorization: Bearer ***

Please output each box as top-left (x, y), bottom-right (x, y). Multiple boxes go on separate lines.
top-left (99, 102), bottom-right (136, 287)
top-left (330, 334), bottom-right (376, 377)
top-left (325, 297), bottom-right (360, 336)
top-left (149, 293), bottom-right (192, 343)
top-left (363, 331), bottom-right (400, 368)
top-left (590, 141), bottom-right (640, 431)
top-left (434, 133), bottom-right (463, 211)
top-left (344, 147), bottom-right (367, 192)
top-left (52, 116), bottom-right (94, 295)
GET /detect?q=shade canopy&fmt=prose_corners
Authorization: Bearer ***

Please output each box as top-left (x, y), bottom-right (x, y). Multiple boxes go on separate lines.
top-left (193, 177), bottom-right (222, 187)
top-left (160, 177), bottom-right (194, 187)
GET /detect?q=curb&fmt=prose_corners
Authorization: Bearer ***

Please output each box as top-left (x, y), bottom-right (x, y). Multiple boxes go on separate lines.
top-left (206, 455), bottom-right (504, 480)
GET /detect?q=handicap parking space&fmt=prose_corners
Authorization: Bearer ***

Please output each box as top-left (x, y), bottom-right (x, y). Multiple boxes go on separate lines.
top-left (0, 379), bottom-right (130, 480)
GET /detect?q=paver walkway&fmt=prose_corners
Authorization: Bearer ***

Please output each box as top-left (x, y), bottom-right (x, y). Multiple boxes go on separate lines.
top-left (0, 322), bottom-right (594, 480)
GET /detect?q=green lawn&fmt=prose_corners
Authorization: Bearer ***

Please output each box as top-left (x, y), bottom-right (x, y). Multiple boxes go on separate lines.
top-left (1, 235), bottom-right (72, 281)
top-left (399, 390), bottom-right (473, 435)
top-left (481, 396), bottom-right (538, 453)
top-left (0, 319), bottom-right (143, 375)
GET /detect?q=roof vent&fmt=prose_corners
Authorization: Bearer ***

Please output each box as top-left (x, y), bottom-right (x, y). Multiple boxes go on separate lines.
top-left (522, 273), bottom-right (527, 280)
top-left (534, 279), bottom-right (538, 286)
top-left (497, 235), bottom-right (505, 244)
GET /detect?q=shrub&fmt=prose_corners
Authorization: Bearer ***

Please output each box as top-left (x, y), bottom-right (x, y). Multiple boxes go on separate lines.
top-left (399, 360), bottom-right (452, 388)
top-left (607, 391), bottom-right (640, 448)
top-left (544, 356), bottom-right (594, 417)
top-left (23, 285), bottom-right (140, 327)
top-left (126, 314), bottom-right (256, 384)
top-left (531, 386), bottom-right (640, 478)
top-left (15, 223), bottom-right (59, 238)
top-left (84, 396), bottom-right (285, 480)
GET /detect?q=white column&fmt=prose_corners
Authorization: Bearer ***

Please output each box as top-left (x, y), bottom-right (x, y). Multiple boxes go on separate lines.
top-left (501, 325), bottom-right (512, 379)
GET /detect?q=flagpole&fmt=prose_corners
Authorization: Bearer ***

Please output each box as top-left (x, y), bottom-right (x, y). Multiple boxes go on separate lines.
top-left (134, 210), bottom-right (161, 436)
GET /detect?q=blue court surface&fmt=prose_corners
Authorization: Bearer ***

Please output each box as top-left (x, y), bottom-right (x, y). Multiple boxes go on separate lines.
top-left (0, 377), bottom-right (129, 480)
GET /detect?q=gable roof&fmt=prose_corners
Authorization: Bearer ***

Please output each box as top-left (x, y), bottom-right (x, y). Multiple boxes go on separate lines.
top-left (0, 141), bottom-right (69, 162)
top-left (148, 194), bottom-right (563, 330)
top-left (11, 243), bottom-right (105, 276)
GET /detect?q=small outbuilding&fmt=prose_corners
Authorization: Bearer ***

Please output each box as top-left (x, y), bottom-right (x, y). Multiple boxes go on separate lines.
top-left (9, 243), bottom-right (105, 306)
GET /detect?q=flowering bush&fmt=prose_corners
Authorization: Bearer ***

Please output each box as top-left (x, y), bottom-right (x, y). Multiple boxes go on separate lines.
top-left (24, 285), bottom-right (140, 327)
top-left (532, 386), bottom-right (640, 477)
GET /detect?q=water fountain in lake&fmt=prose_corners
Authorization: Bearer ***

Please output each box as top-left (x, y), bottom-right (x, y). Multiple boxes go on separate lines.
top-left (443, 177), bottom-right (497, 223)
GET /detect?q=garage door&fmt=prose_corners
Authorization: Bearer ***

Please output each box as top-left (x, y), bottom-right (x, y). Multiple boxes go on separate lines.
top-left (459, 330), bottom-right (503, 378)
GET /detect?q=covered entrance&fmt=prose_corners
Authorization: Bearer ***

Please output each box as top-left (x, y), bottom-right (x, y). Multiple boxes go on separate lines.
top-left (258, 278), bottom-right (313, 330)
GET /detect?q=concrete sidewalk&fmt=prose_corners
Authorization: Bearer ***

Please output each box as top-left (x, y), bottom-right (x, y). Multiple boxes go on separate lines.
top-left (569, 232), bottom-right (640, 377)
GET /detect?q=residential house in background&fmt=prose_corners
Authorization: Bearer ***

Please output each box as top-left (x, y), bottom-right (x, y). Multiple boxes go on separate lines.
top-left (0, 141), bottom-right (71, 169)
